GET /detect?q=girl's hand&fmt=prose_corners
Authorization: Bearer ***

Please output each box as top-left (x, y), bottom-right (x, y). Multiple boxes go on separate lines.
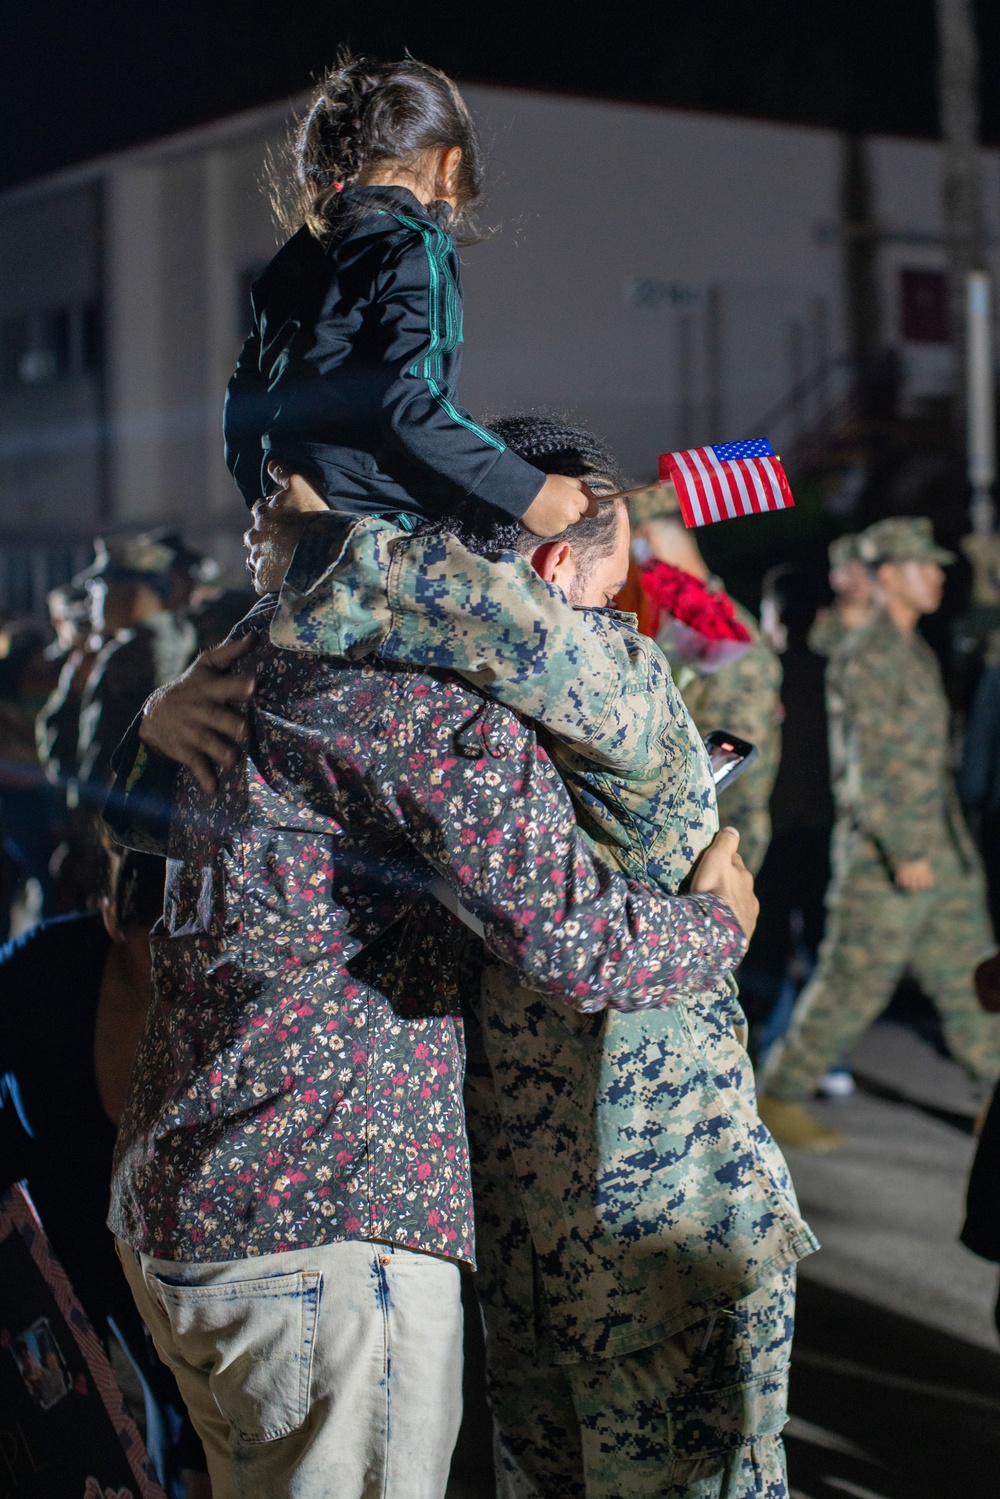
top-left (244, 469), bottom-right (329, 595)
top-left (521, 475), bottom-right (599, 537)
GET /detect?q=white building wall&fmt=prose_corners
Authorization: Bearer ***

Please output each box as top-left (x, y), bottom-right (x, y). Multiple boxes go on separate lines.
top-left (103, 115), bottom-right (285, 562)
top-left (3, 83), bottom-right (1000, 590)
top-left (98, 88), bottom-right (852, 537)
top-left (106, 165), bottom-right (169, 523)
top-left (0, 182), bottom-right (104, 534)
top-left (456, 90), bottom-right (846, 475)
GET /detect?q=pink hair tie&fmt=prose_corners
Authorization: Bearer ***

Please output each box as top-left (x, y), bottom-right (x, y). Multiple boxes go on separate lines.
top-left (333, 181), bottom-right (344, 192)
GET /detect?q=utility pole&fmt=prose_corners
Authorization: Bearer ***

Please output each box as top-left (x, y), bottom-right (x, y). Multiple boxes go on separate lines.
top-left (936, 0), bottom-right (994, 530)
top-left (840, 136), bottom-right (879, 372)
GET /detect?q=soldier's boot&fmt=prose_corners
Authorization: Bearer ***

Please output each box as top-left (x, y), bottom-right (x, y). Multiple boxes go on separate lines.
top-left (758, 1095), bottom-right (844, 1152)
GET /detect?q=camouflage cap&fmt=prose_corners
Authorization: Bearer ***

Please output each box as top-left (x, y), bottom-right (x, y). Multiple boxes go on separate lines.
top-left (628, 481), bottom-right (681, 527)
top-left (856, 516), bottom-right (955, 567)
top-left (828, 533), bottom-right (862, 570)
top-left (74, 529), bottom-right (211, 585)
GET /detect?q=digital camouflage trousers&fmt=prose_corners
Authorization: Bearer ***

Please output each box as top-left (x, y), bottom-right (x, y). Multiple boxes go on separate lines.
top-left (488, 1269), bottom-right (795, 1499)
top-left (762, 841), bottom-right (1000, 1101)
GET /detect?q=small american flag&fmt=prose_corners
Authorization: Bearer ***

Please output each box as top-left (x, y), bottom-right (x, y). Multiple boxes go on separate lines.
top-left (659, 439), bottom-right (795, 528)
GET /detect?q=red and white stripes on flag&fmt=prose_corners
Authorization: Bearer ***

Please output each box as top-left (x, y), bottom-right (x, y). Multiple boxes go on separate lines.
top-left (659, 440), bottom-right (795, 529)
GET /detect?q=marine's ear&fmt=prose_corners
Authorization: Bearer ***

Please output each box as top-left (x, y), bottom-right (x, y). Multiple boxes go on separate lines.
top-left (528, 540), bottom-right (574, 589)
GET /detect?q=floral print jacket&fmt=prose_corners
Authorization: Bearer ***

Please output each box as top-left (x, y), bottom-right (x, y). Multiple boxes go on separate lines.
top-left (107, 598), bottom-right (745, 1265)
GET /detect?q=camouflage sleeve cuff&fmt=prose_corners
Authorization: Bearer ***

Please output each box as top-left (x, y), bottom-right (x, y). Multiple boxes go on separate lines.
top-left (271, 512), bottom-right (399, 657)
top-left (282, 511), bottom-right (359, 597)
top-left (885, 845), bottom-right (927, 868)
top-left (858, 812), bottom-right (933, 867)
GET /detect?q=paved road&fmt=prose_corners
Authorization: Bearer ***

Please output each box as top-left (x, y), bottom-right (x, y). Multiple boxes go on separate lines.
top-left (781, 1019), bottom-right (1000, 1498)
top-left (446, 1019), bottom-right (1000, 1497)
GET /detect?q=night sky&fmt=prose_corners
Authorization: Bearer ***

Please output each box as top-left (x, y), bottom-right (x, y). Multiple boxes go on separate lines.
top-left (2, 0), bottom-right (999, 192)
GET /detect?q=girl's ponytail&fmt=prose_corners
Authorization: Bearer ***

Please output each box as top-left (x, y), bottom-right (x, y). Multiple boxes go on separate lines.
top-left (271, 52), bottom-right (485, 240)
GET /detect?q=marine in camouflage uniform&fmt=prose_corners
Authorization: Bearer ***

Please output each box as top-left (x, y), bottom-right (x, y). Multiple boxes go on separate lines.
top-left (75, 534), bottom-right (198, 802)
top-left (761, 518), bottom-right (1000, 1137)
top-left (628, 481), bottom-right (782, 878)
top-left (677, 602), bottom-right (783, 879)
top-left (274, 506), bottom-right (818, 1497)
top-left (807, 533), bottom-right (874, 661)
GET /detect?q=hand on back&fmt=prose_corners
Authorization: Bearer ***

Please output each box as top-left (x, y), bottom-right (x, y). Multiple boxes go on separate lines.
top-left (139, 634), bottom-right (257, 794)
top-left (521, 475), bottom-right (600, 537)
top-left (690, 827), bottom-right (759, 941)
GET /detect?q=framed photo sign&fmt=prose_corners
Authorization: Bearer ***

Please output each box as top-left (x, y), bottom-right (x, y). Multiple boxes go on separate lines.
top-left (0, 1183), bottom-right (164, 1499)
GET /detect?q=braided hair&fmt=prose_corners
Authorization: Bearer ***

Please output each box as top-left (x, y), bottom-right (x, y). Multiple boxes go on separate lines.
top-left (273, 52), bottom-right (485, 240)
top-left (488, 413), bottom-right (626, 491)
top-left (430, 412), bottom-right (628, 564)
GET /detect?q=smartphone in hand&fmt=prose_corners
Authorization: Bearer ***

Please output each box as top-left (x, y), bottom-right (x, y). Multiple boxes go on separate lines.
top-left (704, 730), bottom-right (759, 795)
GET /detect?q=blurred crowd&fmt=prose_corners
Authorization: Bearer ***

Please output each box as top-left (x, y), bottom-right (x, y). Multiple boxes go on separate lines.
top-left (0, 530), bottom-right (253, 937)
top-left (5, 500), bottom-right (1000, 1096)
top-left (0, 528), bottom-right (252, 1495)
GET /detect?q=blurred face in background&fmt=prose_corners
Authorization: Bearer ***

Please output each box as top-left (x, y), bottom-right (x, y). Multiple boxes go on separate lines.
top-left (89, 579), bottom-right (165, 639)
top-left (877, 559), bottom-right (945, 618)
top-left (829, 558), bottom-right (874, 611)
top-left (48, 600), bottom-right (86, 653)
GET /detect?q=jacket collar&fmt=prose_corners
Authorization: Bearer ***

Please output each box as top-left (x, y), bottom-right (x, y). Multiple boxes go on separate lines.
top-left (339, 182), bottom-right (455, 232)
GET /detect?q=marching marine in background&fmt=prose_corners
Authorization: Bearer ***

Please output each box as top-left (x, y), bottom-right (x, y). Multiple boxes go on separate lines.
top-left (807, 531), bottom-right (876, 659)
top-left (626, 482), bottom-right (783, 876)
top-left (39, 533), bottom-right (205, 805)
top-left (760, 518), bottom-right (1000, 1151)
top-left (36, 583), bottom-right (96, 794)
top-left (74, 532), bottom-right (204, 801)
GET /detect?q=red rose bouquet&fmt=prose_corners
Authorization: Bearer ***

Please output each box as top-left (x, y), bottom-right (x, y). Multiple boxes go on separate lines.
top-left (639, 561), bottom-right (751, 673)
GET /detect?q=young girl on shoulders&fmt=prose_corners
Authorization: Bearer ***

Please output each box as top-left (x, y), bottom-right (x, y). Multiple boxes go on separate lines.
top-left (225, 53), bottom-right (591, 536)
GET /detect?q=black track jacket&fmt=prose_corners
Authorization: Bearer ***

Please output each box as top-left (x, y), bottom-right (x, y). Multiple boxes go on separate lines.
top-left (224, 185), bottom-right (544, 521)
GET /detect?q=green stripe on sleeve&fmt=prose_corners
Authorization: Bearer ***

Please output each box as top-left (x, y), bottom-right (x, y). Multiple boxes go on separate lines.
top-left (392, 213), bottom-right (505, 453)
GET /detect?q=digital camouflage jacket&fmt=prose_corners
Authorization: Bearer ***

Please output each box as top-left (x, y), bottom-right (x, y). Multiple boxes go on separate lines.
top-left (272, 515), bottom-right (817, 1362)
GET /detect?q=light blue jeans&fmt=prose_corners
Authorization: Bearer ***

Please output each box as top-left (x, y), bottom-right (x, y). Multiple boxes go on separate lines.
top-left (119, 1238), bottom-right (463, 1499)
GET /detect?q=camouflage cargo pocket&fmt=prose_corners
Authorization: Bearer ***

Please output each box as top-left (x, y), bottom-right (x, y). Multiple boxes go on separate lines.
top-left (665, 1366), bottom-right (789, 1458)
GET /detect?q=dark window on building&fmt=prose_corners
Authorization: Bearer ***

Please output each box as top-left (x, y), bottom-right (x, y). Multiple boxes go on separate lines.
top-left (19, 308), bottom-right (71, 384)
top-left (900, 269), bottom-right (949, 343)
top-left (80, 299), bottom-right (103, 372)
top-left (0, 301), bottom-right (103, 385)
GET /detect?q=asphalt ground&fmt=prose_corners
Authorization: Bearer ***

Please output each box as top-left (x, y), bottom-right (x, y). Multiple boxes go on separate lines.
top-left (446, 1019), bottom-right (1000, 1498)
